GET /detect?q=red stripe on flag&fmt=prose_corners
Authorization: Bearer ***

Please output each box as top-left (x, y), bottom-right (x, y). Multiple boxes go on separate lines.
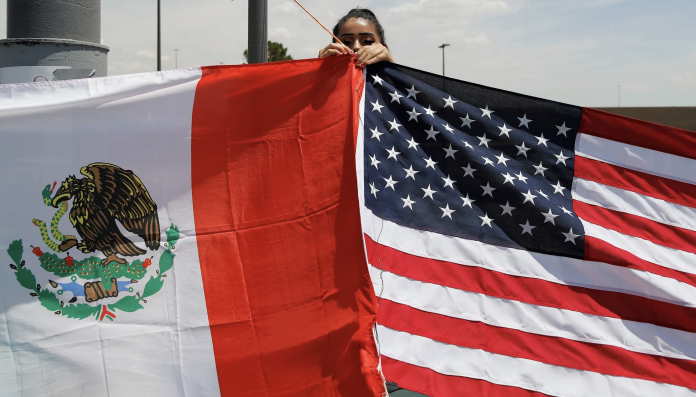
top-left (580, 107), bottom-right (696, 161)
top-left (575, 156), bottom-right (696, 209)
top-left (585, 236), bottom-right (696, 290)
top-left (575, 201), bottom-right (696, 255)
top-left (366, 235), bottom-right (696, 333)
top-left (379, 301), bottom-right (696, 390)
top-left (191, 58), bottom-right (382, 396)
top-left (382, 356), bottom-right (549, 397)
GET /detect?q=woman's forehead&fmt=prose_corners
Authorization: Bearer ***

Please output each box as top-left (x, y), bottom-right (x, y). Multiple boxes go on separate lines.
top-left (339, 18), bottom-right (377, 36)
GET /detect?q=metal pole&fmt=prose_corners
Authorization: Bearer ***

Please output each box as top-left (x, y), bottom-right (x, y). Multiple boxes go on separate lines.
top-left (157, 0), bottom-right (161, 71)
top-left (248, 0), bottom-right (268, 64)
top-left (438, 44), bottom-right (450, 76)
top-left (174, 49), bottom-right (179, 69)
top-left (618, 85), bottom-right (621, 107)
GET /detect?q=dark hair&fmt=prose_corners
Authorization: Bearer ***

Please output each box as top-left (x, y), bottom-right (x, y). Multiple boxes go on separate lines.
top-left (332, 8), bottom-right (386, 47)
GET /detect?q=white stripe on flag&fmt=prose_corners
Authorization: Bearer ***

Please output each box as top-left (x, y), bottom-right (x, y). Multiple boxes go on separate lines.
top-left (370, 265), bottom-right (696, 361)
top-left (362, 208), bottom-right (696, 308)
top-left (377, 325), bottom-right (696, 397)
top-left (575, 133), bottom-right (696, 185)
top-left (573, 178), bottom-right (696, 232)
top-left (582, 220), bottom-right (696, 276)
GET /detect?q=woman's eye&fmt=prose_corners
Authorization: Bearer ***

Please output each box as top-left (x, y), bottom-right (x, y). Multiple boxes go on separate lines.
top-left (343, 41), bottom-right (353, 46)
top-left (363, 40), bottom-right (375, 45)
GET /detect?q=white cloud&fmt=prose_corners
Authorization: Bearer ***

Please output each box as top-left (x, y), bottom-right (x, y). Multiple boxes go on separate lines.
top-left (271, 2), bottom-right (299, 15)
top-left (269, 27), bottom-right (293, 39)
top-left (136, 50), bottom-right (156, 59)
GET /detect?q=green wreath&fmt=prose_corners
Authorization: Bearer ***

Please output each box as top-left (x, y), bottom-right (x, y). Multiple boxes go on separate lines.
top-left (6, 224), bottom-right (179, 321)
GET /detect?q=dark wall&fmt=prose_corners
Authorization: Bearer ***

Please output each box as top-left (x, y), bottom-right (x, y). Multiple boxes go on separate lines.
top-left (596, 107), bottom-right (696, 132)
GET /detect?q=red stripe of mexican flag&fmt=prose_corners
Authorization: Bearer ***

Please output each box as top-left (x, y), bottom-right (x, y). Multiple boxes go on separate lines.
top-left (191, 58), bottom-right (383, 396)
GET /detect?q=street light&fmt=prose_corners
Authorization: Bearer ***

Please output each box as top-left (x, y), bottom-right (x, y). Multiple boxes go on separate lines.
top-left (438, 43), bottom-right (450, 76)
top-left (174, 49), bottom-right (179, 69)
top-left (157, 0), bottom-right (161, 71)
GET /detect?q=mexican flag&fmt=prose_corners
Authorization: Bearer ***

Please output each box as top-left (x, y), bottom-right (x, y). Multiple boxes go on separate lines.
top-left (0, 57), bottom-right (384, 397)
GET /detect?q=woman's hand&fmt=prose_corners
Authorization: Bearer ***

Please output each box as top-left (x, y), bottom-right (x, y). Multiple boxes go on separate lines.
top-left (354, 43), bottom-right (393, 67)
top-left (319, 43), bottom-right (353, 58)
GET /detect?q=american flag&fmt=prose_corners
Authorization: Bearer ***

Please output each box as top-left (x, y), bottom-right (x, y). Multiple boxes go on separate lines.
top-left (358, 63), bottom-right (696, 396)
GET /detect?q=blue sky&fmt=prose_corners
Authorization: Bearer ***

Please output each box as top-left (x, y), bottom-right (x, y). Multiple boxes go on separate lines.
top-left (0, 0), bottom-right (694, 107)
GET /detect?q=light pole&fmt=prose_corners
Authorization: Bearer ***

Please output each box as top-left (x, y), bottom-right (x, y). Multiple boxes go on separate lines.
top-left (157, 0), bottom-right (161, 71)
top-left (438, 43), bottom-right (450, 76)
top-left (618, 85), bottom-right (621, 107)
top-left (174, 49), bottom-right (179, 69)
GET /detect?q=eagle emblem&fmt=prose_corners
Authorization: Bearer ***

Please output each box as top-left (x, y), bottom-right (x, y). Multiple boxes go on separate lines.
top-left (51, 163), bottom-right (161, 265)
top-left (5, 163), bottom-right (178, 322)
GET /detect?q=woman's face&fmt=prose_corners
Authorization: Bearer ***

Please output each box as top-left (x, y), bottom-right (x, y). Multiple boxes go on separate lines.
top-left (337, 18), bottom-right (382, 52)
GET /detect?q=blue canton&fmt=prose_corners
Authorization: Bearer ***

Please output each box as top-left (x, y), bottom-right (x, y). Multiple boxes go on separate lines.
top-left (363, 64), bottom-right (585, 258)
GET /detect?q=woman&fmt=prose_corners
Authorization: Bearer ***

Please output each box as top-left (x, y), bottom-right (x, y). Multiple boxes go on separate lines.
top-left (318, 8), bottom-right (393, 67)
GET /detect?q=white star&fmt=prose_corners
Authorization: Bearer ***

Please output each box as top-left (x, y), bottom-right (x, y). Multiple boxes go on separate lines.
top-left (541, 209), bottom-right (559, 225)
top-left (515, 172), bottom-right (529, 184)
top-left (462, 140), bottom-right (474, 150)
top-left (370, 126), bottom-right (384, 141)
top-left (462, 163), bottom-right (477, 178)
top-left (440, 204), bottom-right (456, 219)
top-left (443, 95), bottom-right (458, 109)
top-left (424, 105), bottom-right (437, 117)
top-left (444, 144), bottom-right (459, 159)
top-left (480, 105), bottom-right (494, 119)
top-left (425, 126), bottom-right (440, 141)
top-left (369, 182), bottom-right (379, 198)
top-left (389, 118), bottom-right (403, 132)
top-left (518, 114), bottom-right (532, 128)
top-left (515, 142), bottom-right (531, 157)
top-left (369, 154), bottom-right (381, 169)
top-left (371, 100), bottom-right (384, 113)
top-left (386, 146), bottom-right (401, 161)
top-left (533, 162), bottom-right (548, 177)
top-left (562, 228), bottom-right (581, 244)
top-left (556, 122), bottom-right (572, 137)
top-left (477, 134), bottom-right (492, 148)
top-left (406, 85), bottom-right (420, 99)
top-left (389, 90), bottom-right (404, 104)
top-left (443, 123), bottom-right (455, 134)
top-left (482, 156), bottom-right (495, 167)
top-left (481, 182), bottom-right (496, 197)
top-left (406, 137), bottom-right (420, 151)
top-left (422, 184), bottom-right (436, 200)
top-left (407, 107), bottom-right (422, 122)
top-left (479, 213), bottom-right (494, 228)
top-left (495, 152), bottom-right (510, 166)
top-left (535, 133), bottom-right (549, 147)
top-left (460, 114), bottom-right (475, 129)
top-left (500, 201), bottom-right (516, 216)
top-left (461, 194), bottom-right (475, 208)
top-left (403, 165), bottom-right (419, 180)
top-left (501, 172), bottom-right (516, 185)
top-left (555, 151), bottom-right (569, 165)
top-left (442, 175), bottom-right (456, 189)
top-left (383, 175), bottom-right (399, 190)
top-left (559, 206), bottom-right (574, 216)
top-left (522, 190), bottom-right (538, 204)
top-left (402, 195), bottom-right (416, 210)
top-left (424, 156), bottom-right (438, 169)
top-left (498, 124), bottom-right (512, 137)
top-left (520, 220), bottom-right (536, 236)
top-left (551, 181), bottom-right (567, 196)
top-left (371, 74), bottom-right (384, 86)
top-left (537, 190), bottom-right (550, 200)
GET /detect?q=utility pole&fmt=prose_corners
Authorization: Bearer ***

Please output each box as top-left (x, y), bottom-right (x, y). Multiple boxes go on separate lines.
top-left (174, 49), bottom-right (179, 69)
top-left (248, 0), bottom-right (268, 64)
top-left (157, 0), bottom-right (161, 71)
top-left (0, 0), bottom-right (109, 83)
top-left (618, 85), bottom-right (621, 107)
top-left (438, 43), bottom-right (450, 76)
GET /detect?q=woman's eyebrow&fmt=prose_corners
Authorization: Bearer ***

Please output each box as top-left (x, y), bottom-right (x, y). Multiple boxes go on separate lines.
top-left (340, 32), bottom-right (375, 37)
